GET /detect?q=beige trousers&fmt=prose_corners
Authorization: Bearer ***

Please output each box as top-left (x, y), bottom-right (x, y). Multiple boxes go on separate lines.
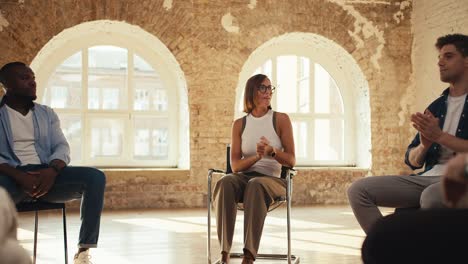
top-left (0, 187), bottom-right (31, 264)
top-left (213, 172), bottom-right (286, 258)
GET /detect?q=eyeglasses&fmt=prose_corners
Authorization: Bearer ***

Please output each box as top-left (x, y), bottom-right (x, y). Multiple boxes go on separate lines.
top-left (258, 85), bottom-right (276, 94)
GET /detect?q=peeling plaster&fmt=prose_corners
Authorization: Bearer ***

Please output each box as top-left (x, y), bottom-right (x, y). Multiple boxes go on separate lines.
top-left (327, 0), bottom-right (386, 71)
top-left (221, 13), bottom-right (239, 33)
top-left (248, 0), bottom-right (257, 9)
top-left (163, 0), bottom-right (173, 11)
top-left (393, 0), bottom-right (411, 24)
top-left (0, 12), bottom-right (9, 31)
top-left (398, 76), bottom-right (415, 127)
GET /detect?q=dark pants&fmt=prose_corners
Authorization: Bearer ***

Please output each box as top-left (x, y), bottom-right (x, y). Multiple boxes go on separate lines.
top-left (0, 164), bottom-right (106, 248)
top-left (362, 209), bottom-right (468, 264)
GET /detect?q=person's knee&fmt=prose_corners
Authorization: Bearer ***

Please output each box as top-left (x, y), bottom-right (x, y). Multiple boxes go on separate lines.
top-left (347, 178), bottom-right (369, 204)
top-left (420, 186), bottom-right (445, 209)
top-left (83, 167), bottom-right (106, 187)
top-left (215, 174), bottom-right (237, 189)
top-left (92, 169), bottom-right (106, 188)
top-left (245, 177), bottom-right (266, 192)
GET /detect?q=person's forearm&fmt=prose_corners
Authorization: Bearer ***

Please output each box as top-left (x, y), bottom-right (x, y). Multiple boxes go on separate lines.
top-left (436, 133), bottom-right (468, 153)
top-left (231, 155), bottom-right (261, 173)
top-left (48, 159), bottom-right (66, 173)
top-left (408, 144), bottom-right (431, 168)
top-left (272, 148), bottom-right (295, 168)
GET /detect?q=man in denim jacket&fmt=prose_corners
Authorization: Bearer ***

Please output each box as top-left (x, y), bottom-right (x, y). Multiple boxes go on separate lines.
top-left (0, 62), bottom-right (106, 264)
top-left (348, 34), bottom-right (468, 234)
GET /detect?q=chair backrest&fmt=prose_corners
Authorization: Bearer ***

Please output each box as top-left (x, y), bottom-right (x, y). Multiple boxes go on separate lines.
top-left (226, 144), bottom-right (233, 174)
top-left (225, 144), bottom-right (289, 179)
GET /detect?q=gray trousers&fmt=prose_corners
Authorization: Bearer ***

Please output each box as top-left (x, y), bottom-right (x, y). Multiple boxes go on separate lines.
top-left (213, 172), bottom-right (286, 258)
top-left (347, 175), bottom-right (443, 234)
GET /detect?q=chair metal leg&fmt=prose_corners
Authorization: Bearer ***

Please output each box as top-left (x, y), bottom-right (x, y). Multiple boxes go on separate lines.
top-left (207, 168), bottom-right (299, 264)
top-left (62, 206), bottom-right (68, 264)
top-left (207, 169), bottom-right (213, 264)
top-left (33, 210), bottom-right (38, 264)
top-left (287, 173), bottom-right (292, 264)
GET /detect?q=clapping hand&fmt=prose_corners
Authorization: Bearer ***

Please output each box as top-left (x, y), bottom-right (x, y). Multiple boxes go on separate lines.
top-left (411, 110), bottom-right (442, 143)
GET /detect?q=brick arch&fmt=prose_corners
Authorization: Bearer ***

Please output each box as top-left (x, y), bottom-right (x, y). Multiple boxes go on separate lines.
top-left (234, 32), bottom-right (371, 168)
top-left (29, 19), bottom-right (190, 169)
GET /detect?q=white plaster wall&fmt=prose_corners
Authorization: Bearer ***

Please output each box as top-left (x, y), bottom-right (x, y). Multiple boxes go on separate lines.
top-left (412, 0), bottom-right (468, 113)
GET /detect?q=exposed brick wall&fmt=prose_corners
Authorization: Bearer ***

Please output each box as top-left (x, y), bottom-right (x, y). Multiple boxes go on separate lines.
top-left (411, 0), bottom-right (468, 114)
top-left (0, 0), bottom-right (416, 209)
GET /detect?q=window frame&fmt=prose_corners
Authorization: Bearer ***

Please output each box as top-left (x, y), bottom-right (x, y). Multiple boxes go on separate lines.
top-left (38, 39), bottom-right (179, 167)
top-left (236, 51), bottom-right (355, 167)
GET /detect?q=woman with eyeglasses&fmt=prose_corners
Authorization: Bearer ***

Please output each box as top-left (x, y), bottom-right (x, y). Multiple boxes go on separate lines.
top-left (213, 74), bottom-right (296, 264)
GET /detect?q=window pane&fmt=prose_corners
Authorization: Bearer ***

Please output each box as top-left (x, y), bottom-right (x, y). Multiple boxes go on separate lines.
top-left (299, 57), bottom-right (309, 78)
top-left (133, 117), bottom-right (169, 160)
top-left (298, 79), bottom-right (309, 113)
top-left (262, 59), bottom-right (272, 78)
top-left (277, 56), bottom-right (297, 113)
top-left (314, 63), bottom-right (344, 114)
top-left (298, 57), bottom-right (310, 113)
top-left (43, 52), bottom-right (82, 109)
top-left (134, 54), bottom-right (168, 111)
top-left (88, 46), bottom-right (128, 110)
top-left (292, 121), bottom-right (308, 159)
top-left (314, 119), bottom-right (343, 160)
top-left (57, 114), bottom-right (82, 162)
top-left (90, 118), bottom-right (125, 158)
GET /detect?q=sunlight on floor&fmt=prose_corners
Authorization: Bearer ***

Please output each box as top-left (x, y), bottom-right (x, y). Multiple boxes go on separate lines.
top-left (18, 206), bottom-right (365, 264)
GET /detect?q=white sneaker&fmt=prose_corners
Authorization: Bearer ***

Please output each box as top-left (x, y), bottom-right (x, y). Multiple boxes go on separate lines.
top-left (74, 250), bottom-right (93, 264)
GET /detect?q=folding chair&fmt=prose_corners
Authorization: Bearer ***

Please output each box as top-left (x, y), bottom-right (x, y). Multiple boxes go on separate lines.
top-left (16, 201), bottom-right (68, 264)
top-left (207, 145), bottom-right (300, 263)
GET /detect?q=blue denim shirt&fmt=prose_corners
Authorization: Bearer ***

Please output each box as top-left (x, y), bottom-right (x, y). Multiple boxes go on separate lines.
top-left (0, 96), bottom-right (70, 167)
top-left (405, 88), bottom-right (468, 173)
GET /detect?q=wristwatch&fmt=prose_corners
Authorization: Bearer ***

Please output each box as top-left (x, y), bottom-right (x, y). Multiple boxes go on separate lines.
top-left (270, 148), bottom-right (277, 158)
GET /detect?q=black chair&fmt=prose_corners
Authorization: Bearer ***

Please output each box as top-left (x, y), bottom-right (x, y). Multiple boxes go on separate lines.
top-left (207, 144), bottom-right (300, 264)
top-left (394, 207), bottom-right (419, 213)
top-left (16, 201), bottom-right (68, 264)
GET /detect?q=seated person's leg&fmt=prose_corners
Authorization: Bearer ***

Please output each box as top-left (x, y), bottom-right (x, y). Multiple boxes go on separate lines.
top-left (0, 187), bottom-right (31, 264)
top-left (39, 166), bottom-right (106, 250)
top-left (420, 182), bottom-right (447, 209)
top-left (213, 173), bottom-right (248, 261)
top-left (347, 175), bottom-right (438, 233)
top-left (242, 176), bottom-right (286, 261)
top-left (362, 209), bottom-right (468, 264)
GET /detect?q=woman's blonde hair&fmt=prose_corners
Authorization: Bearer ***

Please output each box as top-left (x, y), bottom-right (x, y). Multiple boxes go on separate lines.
top-left (243, 74), bottom-right (272, 113)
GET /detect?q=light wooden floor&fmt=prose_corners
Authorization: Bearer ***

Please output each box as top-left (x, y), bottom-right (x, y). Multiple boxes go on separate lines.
top-left (17, 205), bottom-right (390, 264)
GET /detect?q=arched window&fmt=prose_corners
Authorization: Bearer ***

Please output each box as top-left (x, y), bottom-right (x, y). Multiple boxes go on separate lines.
top-left (32, 21), bottom-right (189, 168)
top-left (42, 45), bottom-right (176, 167)
top-left (236, 33), bottom-right (371, 167)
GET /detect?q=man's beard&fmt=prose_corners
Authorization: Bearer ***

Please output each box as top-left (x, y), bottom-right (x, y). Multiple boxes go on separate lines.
top-left (20, 94), bottom-right (37, 102)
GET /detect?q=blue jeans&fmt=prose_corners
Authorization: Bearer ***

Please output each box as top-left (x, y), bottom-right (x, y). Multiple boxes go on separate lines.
top-left (0, 164), bottom-right (106, 248)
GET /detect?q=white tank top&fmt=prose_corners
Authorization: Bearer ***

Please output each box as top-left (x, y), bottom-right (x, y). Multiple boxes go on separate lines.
top-left (241, 109), bottom-right (283, 177)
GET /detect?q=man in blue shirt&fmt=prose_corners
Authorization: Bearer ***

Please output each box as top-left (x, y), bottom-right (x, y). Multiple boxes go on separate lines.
top-left (347, 33), bottom-right (468, 234)
top-left (0, 62), bottom-right (106, 264)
